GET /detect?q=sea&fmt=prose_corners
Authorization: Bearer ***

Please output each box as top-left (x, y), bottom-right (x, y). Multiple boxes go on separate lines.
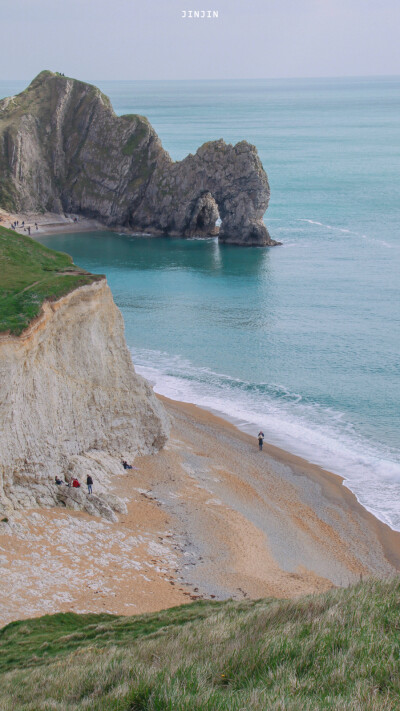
top-left (2, 77), bottom-right (400, 529)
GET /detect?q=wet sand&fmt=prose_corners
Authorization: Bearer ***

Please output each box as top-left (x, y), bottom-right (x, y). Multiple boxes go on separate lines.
top-left (1, 395), bottom-right (400, 628)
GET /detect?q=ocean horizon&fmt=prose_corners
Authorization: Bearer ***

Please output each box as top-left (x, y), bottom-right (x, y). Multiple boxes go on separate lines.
top-left (6, 75), bottom-right (398, 531)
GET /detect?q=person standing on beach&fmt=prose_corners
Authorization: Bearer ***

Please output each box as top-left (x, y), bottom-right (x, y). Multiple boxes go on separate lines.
top-left (258, 431), bottom-right (264, 451)
top-left (87, 475), bottom-right (93, 494)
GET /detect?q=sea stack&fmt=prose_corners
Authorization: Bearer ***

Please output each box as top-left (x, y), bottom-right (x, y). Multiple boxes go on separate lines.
top-left (0, 71), bottom-right (278, 246)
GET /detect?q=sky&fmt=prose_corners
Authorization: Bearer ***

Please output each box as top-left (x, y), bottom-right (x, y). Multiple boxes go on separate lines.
top-left (1, 0), bottom-right (400, 81)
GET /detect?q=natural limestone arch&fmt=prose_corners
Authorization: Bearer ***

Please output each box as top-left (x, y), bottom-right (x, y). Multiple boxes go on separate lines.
top-left (0, 72), bottom-right (278, 246)
top-left (133, 139), bottom-right (277, 245)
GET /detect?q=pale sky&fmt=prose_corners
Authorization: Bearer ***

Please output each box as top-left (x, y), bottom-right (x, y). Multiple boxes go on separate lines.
top-left (2, 0), bottom-right (400, 80)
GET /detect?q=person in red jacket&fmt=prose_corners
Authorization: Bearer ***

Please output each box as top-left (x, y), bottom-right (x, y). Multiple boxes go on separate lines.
top-left (72, 478), bottom-right (81, 488)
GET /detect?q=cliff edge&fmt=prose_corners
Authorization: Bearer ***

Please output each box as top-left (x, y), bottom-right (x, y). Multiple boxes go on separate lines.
top-left (0, 71), bottom-right (277, 246)
top-left (0, 228), bottom-right (169, 516)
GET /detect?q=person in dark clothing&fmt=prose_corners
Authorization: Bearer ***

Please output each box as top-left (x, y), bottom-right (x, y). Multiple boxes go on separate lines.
top-left (54, 475), bottom-right (63, 485)
top-left (258, 431), bottom-right (264, 451)
top-left (122, 460), bottom-right (133, 470)
top-left (87, 475), bottom-right (93, 494)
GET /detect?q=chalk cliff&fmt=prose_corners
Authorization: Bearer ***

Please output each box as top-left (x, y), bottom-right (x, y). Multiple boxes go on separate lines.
top-left (0, 279), bottom-right (169, 516)
top-left (0, 71), bottom-right (278, 246)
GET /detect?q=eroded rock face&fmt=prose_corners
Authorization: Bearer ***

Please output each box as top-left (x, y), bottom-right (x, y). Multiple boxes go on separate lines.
top-left (56, 486), bottom-right (127, 523)
top-left (140, 139), bottom-right (276, 245)
top-left (0, 71), bottom-right (278, 246)
top-left (0, 280), bottom-right (169, 516)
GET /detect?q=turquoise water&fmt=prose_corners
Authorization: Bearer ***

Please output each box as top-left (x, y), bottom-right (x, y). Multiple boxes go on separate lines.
top-left (3, 77), bottom-right (399, 528)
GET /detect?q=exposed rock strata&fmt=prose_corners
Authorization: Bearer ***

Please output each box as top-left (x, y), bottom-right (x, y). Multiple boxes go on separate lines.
top-left (0, 279), bottom-right (169, 517)
top-left (0, 71), bottom-right (278, 246)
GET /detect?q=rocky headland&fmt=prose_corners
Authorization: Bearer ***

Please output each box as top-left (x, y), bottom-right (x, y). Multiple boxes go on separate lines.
top-left (0, 71), bottom-right (278, 246)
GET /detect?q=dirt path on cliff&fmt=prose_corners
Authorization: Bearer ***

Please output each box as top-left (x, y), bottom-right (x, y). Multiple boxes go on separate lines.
top-left (1, 396), bottom-right (400, 628)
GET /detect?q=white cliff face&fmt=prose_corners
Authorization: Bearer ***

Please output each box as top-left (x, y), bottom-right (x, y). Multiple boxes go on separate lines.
top-left (0, 279), bottom-right (169, 514)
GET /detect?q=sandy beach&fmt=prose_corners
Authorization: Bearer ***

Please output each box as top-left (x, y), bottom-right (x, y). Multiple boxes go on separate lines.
top-left (0, 209), bottom-right (106, 236)
top-left (1, 394), bottom-right (400, 628)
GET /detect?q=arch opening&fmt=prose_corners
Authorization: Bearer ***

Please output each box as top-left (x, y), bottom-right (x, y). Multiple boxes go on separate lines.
top-left (187, 192), bottom-right (220, 237)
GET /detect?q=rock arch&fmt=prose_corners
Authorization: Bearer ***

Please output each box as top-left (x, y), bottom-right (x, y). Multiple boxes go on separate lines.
top-left (187, 192), bottom-right (220, 237)
top-left (0, 73), bottom-right (278, 246)
top-left (135, 139), bottom-right (278, 245)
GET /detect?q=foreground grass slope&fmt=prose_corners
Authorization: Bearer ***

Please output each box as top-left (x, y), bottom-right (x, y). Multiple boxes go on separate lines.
top-left (0, 225), bottom-right (102, 334)
top-left (1, 579), bottom-right (400, 710)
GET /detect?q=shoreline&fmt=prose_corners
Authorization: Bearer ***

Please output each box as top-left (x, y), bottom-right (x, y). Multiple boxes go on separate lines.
top-left (158, 395), bottom-right (400, 576)
top-left (134, 364), bottom-right (399, 535)
top-left (0, 209), bottom-right (196, 239)
top-left (166, 397), bottom-right (399, 534)
top-left (0, 208), bottom-right (107, 236)
top-left (1, 390), bottom-right (400, 628)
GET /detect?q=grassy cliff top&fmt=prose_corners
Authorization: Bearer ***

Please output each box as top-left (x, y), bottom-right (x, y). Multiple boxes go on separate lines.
top-left (0, 578), bottom-right (399, 710)
top-left (0, 226), bottom-right (103, 335)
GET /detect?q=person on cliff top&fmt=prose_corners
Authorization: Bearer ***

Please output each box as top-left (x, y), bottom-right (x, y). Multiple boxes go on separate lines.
top-left (54, 476), bottom-right (63, 485)
top-left (87, 475), bottom-right (93, 494)
top-left (258, 431), bottom-right (265, 451)
top-left (122, 460), bottom-right (132, 470)
top-left (72, 478), bottom-right (81, 488)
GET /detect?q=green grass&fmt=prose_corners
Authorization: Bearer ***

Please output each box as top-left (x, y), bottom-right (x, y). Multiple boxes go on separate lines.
top-left (1, 579), bottom-right (400, 710)
top-left (0, 226), bottom-right (103, 334)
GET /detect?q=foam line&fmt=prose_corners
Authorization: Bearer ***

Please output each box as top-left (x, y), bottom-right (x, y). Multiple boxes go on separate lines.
top-left (131, 347), bottom-right (400, 531)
